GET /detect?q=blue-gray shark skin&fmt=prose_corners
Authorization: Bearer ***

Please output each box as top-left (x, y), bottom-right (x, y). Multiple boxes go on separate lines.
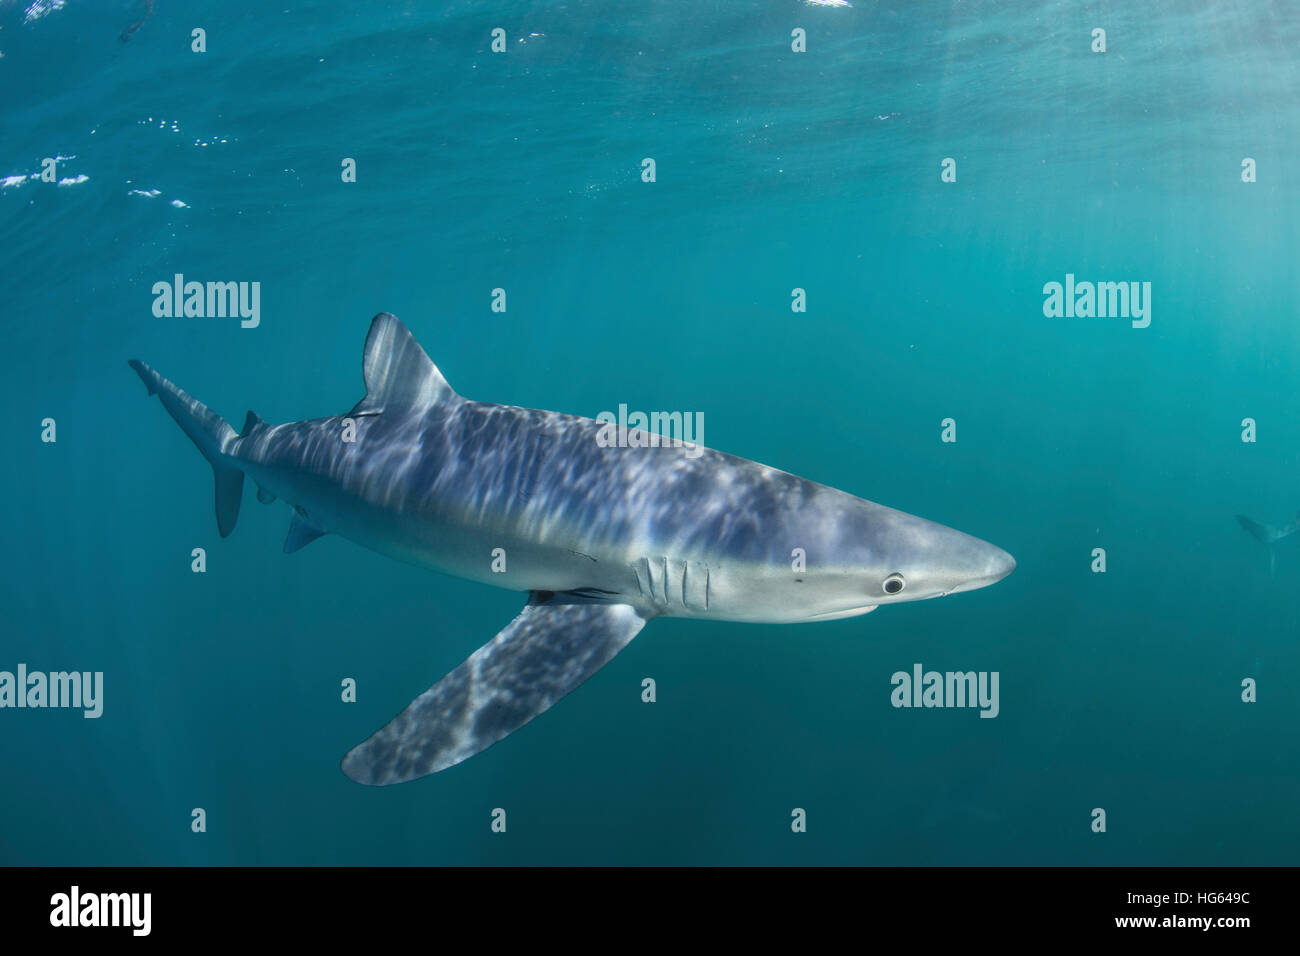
top-left (129, 313), bottom-right (1015, 785)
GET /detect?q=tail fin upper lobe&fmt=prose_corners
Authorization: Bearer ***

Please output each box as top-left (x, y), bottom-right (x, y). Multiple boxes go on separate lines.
top-left (128, 359), bottom-right (245, 537)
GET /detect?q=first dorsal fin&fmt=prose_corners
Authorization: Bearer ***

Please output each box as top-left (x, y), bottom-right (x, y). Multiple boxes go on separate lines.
top-left (348, 313), bottom-right (455, 417)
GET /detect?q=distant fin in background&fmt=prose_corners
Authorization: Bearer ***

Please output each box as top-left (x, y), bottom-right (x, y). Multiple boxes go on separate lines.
top-left (284, 513), bottom-right (327, 553)
top-left (128, 359), bottom-right (244, 537)
top-left (1237, 514), bottom-right (1286, 544)
top-left (1235, 513), bottom-right (1300, 577)
top-left (347, 313), bottom-right (456, 418)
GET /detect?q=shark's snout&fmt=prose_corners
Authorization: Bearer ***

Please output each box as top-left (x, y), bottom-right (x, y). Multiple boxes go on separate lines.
top-left (871, 519), bottom-right (1016, 604)
top-left (950, 543), bottom-right (1016, 594)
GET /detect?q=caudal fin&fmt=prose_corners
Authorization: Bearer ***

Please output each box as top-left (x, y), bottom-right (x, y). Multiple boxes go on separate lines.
top-left (128, 359), bottom-right (245, 537)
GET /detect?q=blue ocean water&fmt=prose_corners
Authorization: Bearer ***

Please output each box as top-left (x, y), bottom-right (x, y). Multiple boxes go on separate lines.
top-left (2, 0), bottom-right (1298, 865)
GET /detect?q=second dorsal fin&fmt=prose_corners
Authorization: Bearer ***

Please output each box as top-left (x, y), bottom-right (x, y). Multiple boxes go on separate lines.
top-left (242, 409), bottom-right (267, 435)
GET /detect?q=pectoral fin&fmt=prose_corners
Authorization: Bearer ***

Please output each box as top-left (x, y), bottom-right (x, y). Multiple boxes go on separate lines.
top-left (341, 601), bottom-right (651, 785)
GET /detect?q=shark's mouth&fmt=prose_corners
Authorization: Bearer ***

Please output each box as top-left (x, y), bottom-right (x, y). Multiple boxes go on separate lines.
top-left (806, 605), bottom-right (879, 621)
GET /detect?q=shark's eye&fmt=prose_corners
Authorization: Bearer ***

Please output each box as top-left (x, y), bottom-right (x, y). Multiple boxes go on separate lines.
top-left (882, 573), bottom-right (906, 595)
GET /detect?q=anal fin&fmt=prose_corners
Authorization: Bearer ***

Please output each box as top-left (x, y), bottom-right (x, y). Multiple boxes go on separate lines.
top-left (284, 513), bottom-right (327, 553)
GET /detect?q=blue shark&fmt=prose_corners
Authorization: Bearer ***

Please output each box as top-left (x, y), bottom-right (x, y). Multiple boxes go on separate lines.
top-left (129, 313), bottom-right (1015, 785)
top-left (1236, 512), bottom-right (1300, 576)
